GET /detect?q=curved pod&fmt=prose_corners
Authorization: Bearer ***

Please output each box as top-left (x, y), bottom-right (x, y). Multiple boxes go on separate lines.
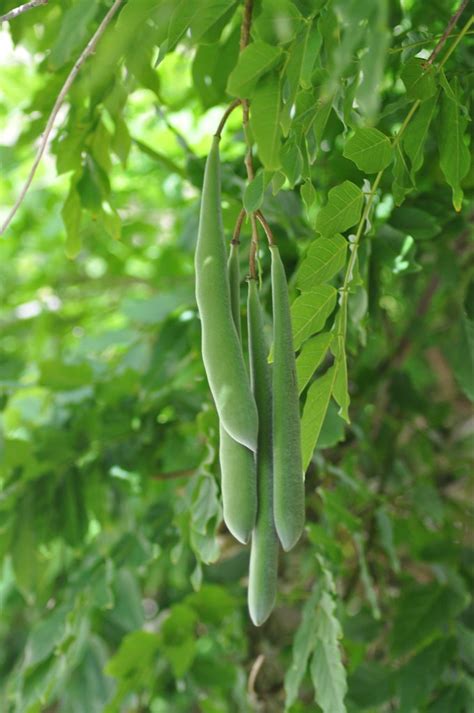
top-left (195, 136), bottom-right (258, 451)
top-left (270, 245), bottom-right (305, 551)
top-left (247, 279), bottom-right (278, 626)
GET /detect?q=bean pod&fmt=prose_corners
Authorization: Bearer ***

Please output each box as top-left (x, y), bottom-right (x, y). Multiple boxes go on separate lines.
top-left (270, 244), bottom-right (305, 551)
top-left (195, 136), bottom-right (258, 451)
top-left (247, 278), bottom-right (278, 626)
top-left (219, 240), bottom-right (257, 544)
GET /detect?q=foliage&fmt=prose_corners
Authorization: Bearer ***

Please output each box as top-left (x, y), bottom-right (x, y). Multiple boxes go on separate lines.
top-left (0, 0), bottom-right (472, 711)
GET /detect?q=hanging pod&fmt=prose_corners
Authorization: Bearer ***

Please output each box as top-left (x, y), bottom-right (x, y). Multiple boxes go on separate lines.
top-left (195, 136), bottom-right (258, 451)
top-left (247, 278), bottom-right (279, 626)
top-left (270, 245), bottom-right (305, 551)
top-left (219, 241), bottom-right (257, 544)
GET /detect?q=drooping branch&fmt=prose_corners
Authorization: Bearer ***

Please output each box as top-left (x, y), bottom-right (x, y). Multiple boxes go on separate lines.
top-left (0, 0), bottom-right (48, 23)
top-left (425, 0), bottom-right (470, 66)
top-left (0, 0), bottom-right (124, 236)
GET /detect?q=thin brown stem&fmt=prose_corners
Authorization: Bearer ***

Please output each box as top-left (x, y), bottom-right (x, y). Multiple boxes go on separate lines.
top-left (255, 211), bottom-right (275, 246)
top-left (0, 0), bottom-right (124, 235)
top-left (239, 0), bottom-right (259, 277)
top-left (231, 208), bottom-right (246, 245)
top-left (0, 0), bottom-right (47, 22)
top-left (425, 0), bottom-right (470, 66)
top-left (214, 98), bottom-right (242, 139)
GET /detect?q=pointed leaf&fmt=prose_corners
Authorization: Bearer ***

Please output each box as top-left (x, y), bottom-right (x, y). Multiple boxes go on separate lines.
top-left (250, 73), bottom-right (282, 170)
top-left (292, 285), bottom-right (337, 350)
top-left (301, 367), bottom-right (336, 470)
top-left (315, 181), bottom-right (364, 237)
top-left (227, 40), bottom-right (282, 98)
top-left (343, 127), bottom-right (393, 173)
top-left (297, 332), bottom-right (333, 394)
top-left (438, 78), bottom-right (470, 212)
top-left (297, 235), bottom-right (347, 291)
top-left (401, 58), bottom-right (437, 101)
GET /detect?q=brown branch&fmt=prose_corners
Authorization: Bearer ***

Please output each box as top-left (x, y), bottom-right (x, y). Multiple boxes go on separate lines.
top-left (255, 211), bottom-right (275, 246)
top-left (425, 0), bottom-right (470, 66)
top-left (214, 98), bottom-right (242, 139)
top-left (239, 0), bottom-right (260, 278)
top-left (231, 208), bottom-right (246, 245)
top-left (0, 0), bottom-right (124, 235)
top-left (0, 0), bottom-right (47, 22)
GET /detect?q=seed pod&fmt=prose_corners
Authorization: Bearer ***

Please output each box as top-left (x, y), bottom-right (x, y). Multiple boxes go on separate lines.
top-left (247, 278), bottom-right (278, 626)
top-left (220, 239), bottom-right (257, 545)
top-left (270, 244), bottom-right (304, 551)
top-left (195, 136), bottom-right (258, 451)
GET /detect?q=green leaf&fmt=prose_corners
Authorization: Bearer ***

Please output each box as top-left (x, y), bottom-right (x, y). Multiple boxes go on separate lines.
top-left (354, 533), bottom-right (381, 619)
top-left (106, 630), bottom-right (160, 678)
top-left (62, 184), bottom-right (82, 259)
top-left (297, 234), bottom-right (347, 291)
top-left (403, 94), bottom-right (437, 179)
top-left (285, 559), bottom-right (346, 712)
top-left (315, 181), bottom-right (364, 237)
top-left (438, 78), bottom-right (470, 211)
top-left (48, 0), bottom-right (99, 70)
top-left (280, 137), bottom-right (303, 187)
top-left (392, 143), bottom-right (414, 206)
top-left (292, 285), bottom-right (338, 351)
top-left (250, 73), bottom-right (282, 170)
top-left (343, 127), bottom-right (393, 173)
top-left (391, 583), bottom-right (469, 656)
top-left (317, 401), bottom-right (346, 449)
top-left (243, 170), bottom-right (266, 212)
top-left (356, 5), bottom-right (390, 119)
top-left (375, 507), bottom-right (400, 572)
top-left (168, 0), bottom-right (236, 48)
top-left (398, 639), bottom-right (448, 713)
top-left (301, 367), bottom-right (336, 471)
top-left (391, 206), bottom-right (441, 241)
top-left (226, 41), bottom-right (282, 98)
top-left (301, 179), bottom-right (317, 212)
top-left (297, 332), bottom-right (333, 394)
top-left (309, 561), bottom-right (347, 713)
top-left (284, 584), bottom-right (320, 709)
top-left (161, 603), bottom-right (198, 677)
top-left (332, 344), bottom-right (350, 423)
top-left (401, 58), bottom-right (437, 101)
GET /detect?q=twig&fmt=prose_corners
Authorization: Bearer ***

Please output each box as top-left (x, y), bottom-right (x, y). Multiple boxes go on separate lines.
top-left (231, 208), bottom-right (246, 245)
top-left (214, 98), bottom-right (241, 139)
top-left (247, 654), bottom-right (265, 697)
top-left (132, 137), bottom-right (187, 177)
top-left (425, 0), bottom-right (470, 66)
top-left (239, 0), bottom-right (260, 279)
top-left (0, 0), bottom-right (47, 23)
top-left (0, 0), bottom-right (124, 235)
top-left (255, 211), bottom-right (275, 246)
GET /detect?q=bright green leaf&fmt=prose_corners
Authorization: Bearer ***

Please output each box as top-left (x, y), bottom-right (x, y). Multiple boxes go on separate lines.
top-left (297, 234), bottom-right (347, 291)
top-left (315, 181), bottom-right (364, 237)
top-left (292, 285), bottom-right (337, 350)
top-left (343, 127), bottom-right (393, 173)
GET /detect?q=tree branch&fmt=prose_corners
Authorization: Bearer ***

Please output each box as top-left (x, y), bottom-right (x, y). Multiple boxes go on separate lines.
top-left (0, 0), bottom-right (47, 23)
top-left (0, 0), bottom-right (124, 236)
top-left (425, 0), bottom-right (470, 66)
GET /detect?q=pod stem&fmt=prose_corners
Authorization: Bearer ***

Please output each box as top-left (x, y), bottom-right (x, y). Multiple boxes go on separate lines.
top-left (214, 98), bottom-right (242, 139)
top-left (255, 211), bottom-right (275, 246)
top-left (231, 208), bottom-right (246, 246)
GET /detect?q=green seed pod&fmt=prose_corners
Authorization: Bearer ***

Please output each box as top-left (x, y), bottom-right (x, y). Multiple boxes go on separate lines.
top-left (247, 278), bottom-right (278, 626)
top-left (219, 239), bottom-right (257, 545)
top-left (219, 424), bottom-right (256, 544)
top-left (195, 136), bottom-right (258, 451)
top-left (270, 244), bottom-right (304, 551)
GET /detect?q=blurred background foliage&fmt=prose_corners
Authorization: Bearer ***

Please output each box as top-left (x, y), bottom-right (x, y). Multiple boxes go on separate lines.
top-left (0, 0), bottom-right (472, 711)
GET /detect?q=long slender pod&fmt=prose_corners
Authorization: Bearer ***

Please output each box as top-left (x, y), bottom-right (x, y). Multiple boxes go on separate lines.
top-left (195, 136), bottom-right (258, 451)
top-left (247, 279), bottom-right (278, 625)
top-left (270, 245), bottom-right (305, 551)
top-left (219, 239), bottom-right (257, 544)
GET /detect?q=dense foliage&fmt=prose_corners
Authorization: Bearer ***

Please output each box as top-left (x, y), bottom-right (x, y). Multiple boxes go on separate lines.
top-left (0, 0), bottom-right (472, 711)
